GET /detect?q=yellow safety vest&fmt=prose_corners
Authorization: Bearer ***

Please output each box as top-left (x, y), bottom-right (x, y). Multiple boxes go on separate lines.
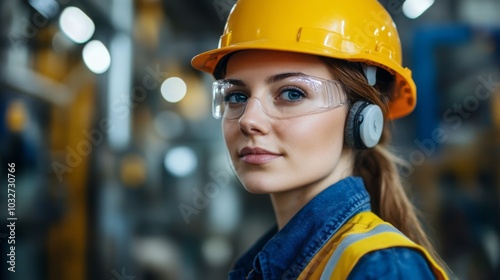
top-left (297, 212), bottom-right (449, 279)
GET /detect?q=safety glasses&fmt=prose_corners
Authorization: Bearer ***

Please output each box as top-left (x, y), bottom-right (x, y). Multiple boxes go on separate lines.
top-left (212, 74), bottom-right (347, 119)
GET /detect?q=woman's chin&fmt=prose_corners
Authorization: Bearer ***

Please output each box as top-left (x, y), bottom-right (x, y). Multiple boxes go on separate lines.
top-left (240, 179), bottom-right (295, 195)
top-left (239, 178), bottom-right (282, 194)
top-left (241, 183), bottom-right (274, 194)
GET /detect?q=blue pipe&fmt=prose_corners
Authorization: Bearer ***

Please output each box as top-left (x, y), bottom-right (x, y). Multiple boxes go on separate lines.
top-left (412, 25), bottom-right (471, 142)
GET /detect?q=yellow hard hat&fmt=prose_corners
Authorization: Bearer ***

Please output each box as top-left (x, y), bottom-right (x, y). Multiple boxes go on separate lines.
top-left (191, 0), bottom-right (416, 119)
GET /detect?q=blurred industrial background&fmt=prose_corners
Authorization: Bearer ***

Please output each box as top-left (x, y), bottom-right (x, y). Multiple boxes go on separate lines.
top-left (0, 0), bottom-right (499, 279)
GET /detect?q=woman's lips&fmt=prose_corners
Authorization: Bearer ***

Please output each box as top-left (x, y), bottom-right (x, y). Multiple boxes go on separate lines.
top-left (239, 147), bottom-right (282, 164)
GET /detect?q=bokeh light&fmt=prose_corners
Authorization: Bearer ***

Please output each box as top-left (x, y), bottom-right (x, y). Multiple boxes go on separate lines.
top-left (164, 146), bottom-right (197, 177)
top-left (59, 6), bottom-right (95, 43)
top-left (161, 77), bottom-right (187, 103)
top-left (82, 40), bottom-right (111, 74)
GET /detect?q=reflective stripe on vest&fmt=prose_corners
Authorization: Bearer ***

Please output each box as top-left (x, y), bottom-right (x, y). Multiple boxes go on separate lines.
top-left (319, 224), bottom-right (409, 280)
top-left (296, 212), bottom-right (448, 280)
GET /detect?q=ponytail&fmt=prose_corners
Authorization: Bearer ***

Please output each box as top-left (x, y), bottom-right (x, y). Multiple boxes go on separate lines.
top-left (354, 144), bottom-right (436, 250)
top-left (321, 57), bottom-right (445, 266)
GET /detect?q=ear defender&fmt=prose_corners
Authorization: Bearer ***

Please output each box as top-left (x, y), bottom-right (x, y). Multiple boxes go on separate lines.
top-left (345, 101), bottom-right (384, 149)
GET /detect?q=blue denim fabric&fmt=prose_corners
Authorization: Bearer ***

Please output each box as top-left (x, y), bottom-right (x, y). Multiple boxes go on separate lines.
top-left (348, 248), bottom-right (437, 280)
top-left (228, 176), bottom-right (437, 280)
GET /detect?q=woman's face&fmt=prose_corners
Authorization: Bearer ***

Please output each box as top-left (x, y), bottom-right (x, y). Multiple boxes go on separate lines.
top-left (222, 50), bottom-right (353, 194)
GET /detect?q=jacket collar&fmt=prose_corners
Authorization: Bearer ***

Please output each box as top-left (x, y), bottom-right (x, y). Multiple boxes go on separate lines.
top-left (229, 176), bottom-right (371, 279)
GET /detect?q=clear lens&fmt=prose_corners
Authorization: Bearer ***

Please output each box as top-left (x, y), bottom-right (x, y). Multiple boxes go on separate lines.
top-left (212, 75), bottom-right (346, 119)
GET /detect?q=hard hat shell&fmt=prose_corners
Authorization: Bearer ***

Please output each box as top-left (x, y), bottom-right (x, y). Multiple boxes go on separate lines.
top-left (191, 0), bottom-right (416, 119)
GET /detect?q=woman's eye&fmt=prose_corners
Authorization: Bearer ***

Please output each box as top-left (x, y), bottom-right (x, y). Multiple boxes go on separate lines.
top-left (224, 92), bottom-right (248, 104)
top-left (279, 88), bottom-right (305, 102)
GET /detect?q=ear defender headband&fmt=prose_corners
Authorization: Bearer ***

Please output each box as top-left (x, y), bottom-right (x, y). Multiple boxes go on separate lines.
top-left (344, 65), bottom-right (384, 149)
top-left (345, 101), bottom-right (384, 149)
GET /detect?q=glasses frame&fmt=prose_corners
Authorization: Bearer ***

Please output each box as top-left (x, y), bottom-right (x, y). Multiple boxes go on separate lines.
top-left (211, 74), bottom-right (347, 120)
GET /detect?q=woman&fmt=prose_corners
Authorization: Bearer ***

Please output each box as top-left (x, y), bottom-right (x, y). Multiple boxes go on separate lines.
top-left (192, 0), bottom-right (450, 279)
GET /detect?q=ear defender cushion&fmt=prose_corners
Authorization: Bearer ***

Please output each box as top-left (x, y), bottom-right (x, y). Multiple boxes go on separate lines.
top-left (345, 101), bottom-right (384, 149)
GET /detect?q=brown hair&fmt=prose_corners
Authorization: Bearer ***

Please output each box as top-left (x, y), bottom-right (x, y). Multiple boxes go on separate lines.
top-left (320, 57), bottom-right (446, 267)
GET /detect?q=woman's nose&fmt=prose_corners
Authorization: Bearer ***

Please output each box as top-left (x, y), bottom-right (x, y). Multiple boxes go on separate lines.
top-left (237, 98), bottom-right (271, 135)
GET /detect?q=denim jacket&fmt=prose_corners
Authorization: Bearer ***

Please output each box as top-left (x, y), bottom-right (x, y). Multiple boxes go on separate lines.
top-left (228, 176), bottom-right (448, 279)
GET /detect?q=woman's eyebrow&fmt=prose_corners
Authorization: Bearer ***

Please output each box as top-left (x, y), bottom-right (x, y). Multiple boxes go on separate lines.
top-left (265, 72), bottom-right (307, 84)
top-left (223, 79), bottom-right (247, 87)
top-left (224, 72), bottom-right (307, 86)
